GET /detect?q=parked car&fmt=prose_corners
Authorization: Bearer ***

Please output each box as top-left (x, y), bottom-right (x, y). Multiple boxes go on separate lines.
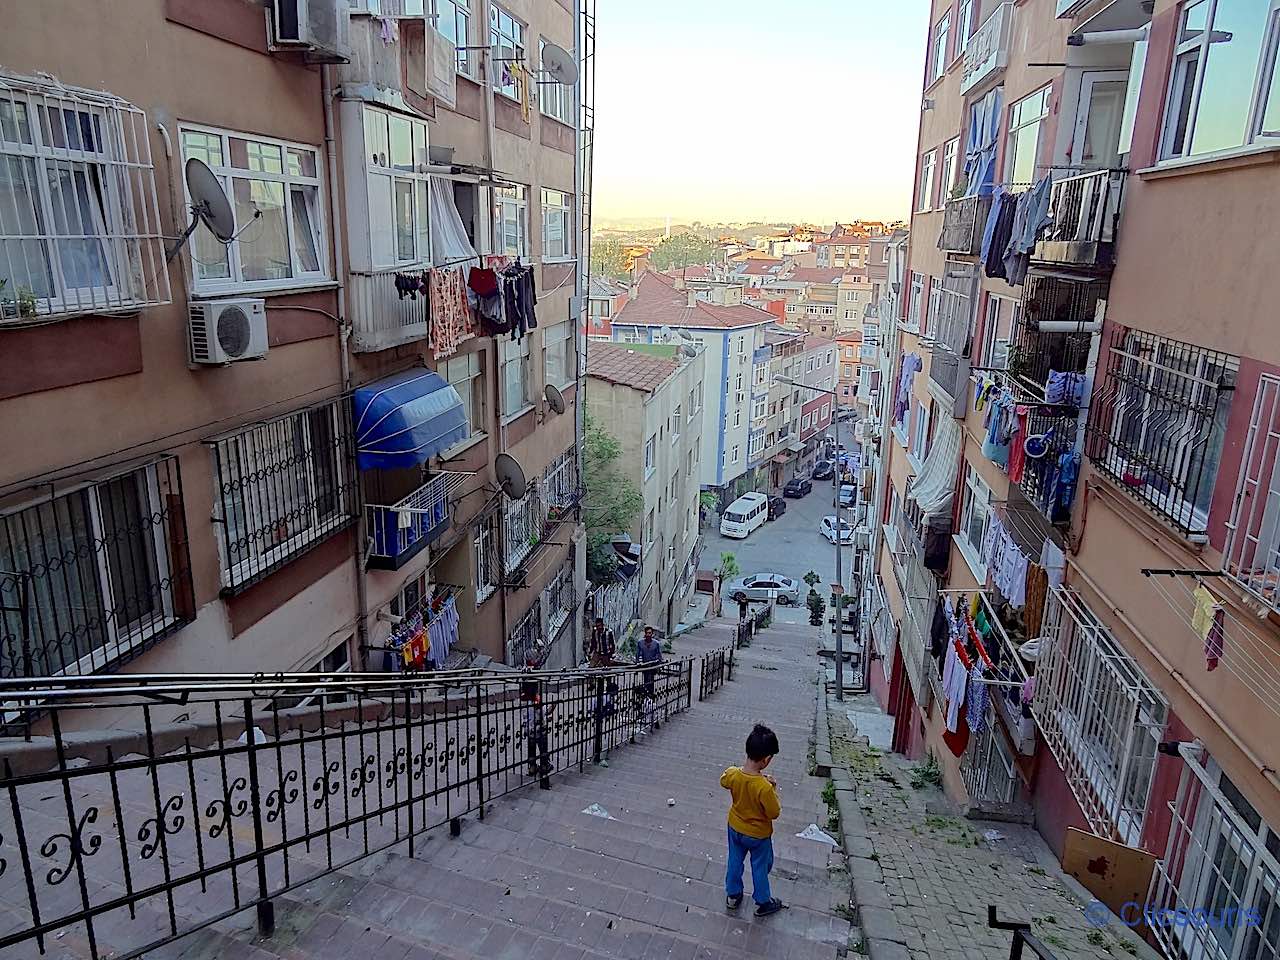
top-left (820, 515), bottom-right (856, 545)
top-left (836, 408), bottom-right (858, 423)
top-left (783, 477), bottom-right (812, 498)
top-left (723, 573), bottom-right (802, 605)
top-left (812, 460), bottom-right (835, 480)
top-left (767, 496), bottom-right (787, 520)
top-left (834, 484), bottom-right (857, 508)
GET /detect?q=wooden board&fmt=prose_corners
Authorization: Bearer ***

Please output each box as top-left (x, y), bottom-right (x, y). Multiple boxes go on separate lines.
top-left (1062, 827), bottom-right (1156, 924)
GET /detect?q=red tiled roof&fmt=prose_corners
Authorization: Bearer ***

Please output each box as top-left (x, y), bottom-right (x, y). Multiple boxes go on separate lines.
top-left (785, 267), bottom-right (844, 284)
top-left (741, 260), bottom-right (784, 276)
top-left (586, 342), bottom-right (680, 393)
top-left (613, 272), bottom-right (776, 330)
top-left (803, 335), bottom-right (836, 350)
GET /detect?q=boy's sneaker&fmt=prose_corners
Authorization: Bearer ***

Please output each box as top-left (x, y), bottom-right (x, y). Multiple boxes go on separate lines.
top-left (755, 898), bottom-right (787, 917)
top-left (726, 894), bottom-right (743, 910)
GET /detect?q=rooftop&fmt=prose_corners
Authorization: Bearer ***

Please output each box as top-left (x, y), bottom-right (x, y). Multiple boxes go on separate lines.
top-left (586, 342), bottom-right (681, 393)
top-left (784, 267), bottom-right (845, 285)
top-left (804, 335), bottom-right (837, 350)
top-left (612, 272), bottom-right (776, 330)
top-left (740, 260), bottom-right (784, 276)
top-left (589, 276), bottom-right (628, 298)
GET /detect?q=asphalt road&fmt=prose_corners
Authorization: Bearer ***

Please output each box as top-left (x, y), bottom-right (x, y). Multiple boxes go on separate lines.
top-left (702, 478), bottom-right (852, 598)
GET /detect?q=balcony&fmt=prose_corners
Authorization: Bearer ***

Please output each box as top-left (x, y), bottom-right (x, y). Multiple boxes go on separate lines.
top-left (938, 195), bottom-right (993, 256)
top-left (366, 471), bottom-right (472, 570)
top-left (1012, 393), bottom-right (1084, 527)
top-left (1034, 170), bottom-right (1127, 271)
top-left (927, 266), bottom-right (977, 411)
top-left (1005, 270), bottom-right (1106, 400)
top-left (349, 267), bottom-right (431, 352)
top-left (960, 2), bottom-right (1012, 95)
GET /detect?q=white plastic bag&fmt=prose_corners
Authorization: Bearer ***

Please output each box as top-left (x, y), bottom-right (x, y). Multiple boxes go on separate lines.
top-left (795, 823), bottom-right (839, 846)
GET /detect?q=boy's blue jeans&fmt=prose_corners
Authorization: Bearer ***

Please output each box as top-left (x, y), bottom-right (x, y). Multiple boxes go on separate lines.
top-left (725, 825), bottom-right (773, 904)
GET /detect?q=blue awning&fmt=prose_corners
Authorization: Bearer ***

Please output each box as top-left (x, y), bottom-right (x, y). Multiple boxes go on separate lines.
top-left (353, 369), bottom-right (468, 471)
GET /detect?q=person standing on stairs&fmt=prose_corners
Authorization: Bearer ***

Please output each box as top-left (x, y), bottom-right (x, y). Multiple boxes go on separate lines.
top-left (635, 625), bottom-right (664, 732)
top-left (721, 723), bottom-right (787, 917)
top-left (520, 666), bottom-right (554, 788)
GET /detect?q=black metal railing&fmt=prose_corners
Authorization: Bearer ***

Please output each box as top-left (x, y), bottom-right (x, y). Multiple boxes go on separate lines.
top-left (1007, 270), bottom-right (1106, 400)
top-left (0, 651), bottom-right (731, 959)
top-left (0, 457), bottom-right (193, 682)
top-left (938, 194), bottom-right (993, 256)
top-left (1086, 326), bottom-right (1238, 537)
top-left (1034, 169), bottom-right (1126, 270)
top-left (988, 906), bottom-right (1061, 959)
top-left (1016, 403), bottom-right (1083, 526)
top-left (208, 397), bottom-right (359, 593)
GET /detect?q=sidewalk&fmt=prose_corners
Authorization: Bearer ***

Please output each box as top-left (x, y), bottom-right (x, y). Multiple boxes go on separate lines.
top-left (824, 693), bottom-right (1142, 960)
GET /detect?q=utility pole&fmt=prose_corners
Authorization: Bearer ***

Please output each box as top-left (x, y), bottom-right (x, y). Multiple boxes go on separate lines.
top-left (832, 402), bottom-right (845, 701)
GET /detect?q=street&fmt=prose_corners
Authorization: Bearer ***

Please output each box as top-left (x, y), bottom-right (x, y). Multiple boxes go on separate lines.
top-left (703, 476), bottom-right (855, 596)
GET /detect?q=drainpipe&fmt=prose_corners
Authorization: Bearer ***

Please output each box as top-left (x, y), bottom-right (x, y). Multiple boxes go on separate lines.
top-left (323, 64), bottom-right (370, 668)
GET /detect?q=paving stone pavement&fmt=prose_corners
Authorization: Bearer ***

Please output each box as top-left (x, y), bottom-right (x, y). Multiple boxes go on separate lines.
top-left (155, 618), bottom-right (851, 960)
top-left (829, 702), bottom-right (1142, 960)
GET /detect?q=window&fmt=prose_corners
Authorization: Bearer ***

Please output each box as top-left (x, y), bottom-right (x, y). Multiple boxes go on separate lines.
top-left (620, 328), bottom-right (640, 344)
top-left (929, 12), bottom-right (951, 84)
top-left (906, 272), bottom-right (924, 331)
top-left (752, 398), bottom-right (767, 421)
top-left (1088, 328), bottom-right (1238, 535)
top-left (957, 0), bottom-right (975, 53)
top-left (1006, 87), bottom-right (1051, 186)
top-left (644, 435), bottom-right (656, 477)
top-left (540, 187), bottom-right (573, 260)
top-left (542, 558), bottom-right (575, 640)
top-left (474, 512), bottom-right (498, 604)
top-left (841, 363), bottom-right (854, 379)
top-left (735, 373), bottom-right (743, 392)
top-left (802, 413), bottom-right (812, 429)
top-left (671, 405), bottom-right (682, 443)
top-left (353, 107), bottom-right (431, 270)
top-left (544, 447), bottom-right (580, 508)
top-left (917, 149), bottom-right (937, 211)
top-left (589, 297), bottom-right (611, 319)
top-left (444, 351), bottom-right (486, 447)
top-left (912, 400), bottom-right (932, 462)
top-left (503, 487), bottom-right (543, 572)
top-left (1162, 0), bottom-right (1280, 159)
top-left (926, 277), bottom-right (942, 339)
top-left (731, 445), bottom-right (740, 464)
top-left (543, 318), bottom-right (574, 387)
top-left (980, 293), bottom-right (1018, 370)
top-left (432, 0), bottom-right (473, 75)
top-left (507, 596), bottom-right (542, 665)
top-left (959, 462), bottom-right (993, 562)
top-left (0, 459), bottom-right (188, 679)
top-left (500, 336), bottom-right (531, 417)
top-left (389, 570), bottom-right (430, 619)
top-left (939, 137), bottom-right (959, 202)
top-left (492, 184), bottom-right (529, 258)
top-left (0, 75), bottom-right (169, 320)
top-left (489, 4), bottom-right (526, 101)
top-left (689, 382), bottom-right (702, 417)
top-left (539, 37), bottom-right (575, 124)
top-left (210, 399), bottom-right (355, 590)
top-left (1224, 375), bottom-right (1280, 611)
top-left (179, 125), bottom-right (326, 291)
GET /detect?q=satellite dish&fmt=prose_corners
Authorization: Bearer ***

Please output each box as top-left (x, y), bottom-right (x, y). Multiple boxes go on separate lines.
top-left (495, 453), bottom-right (528, 500)
top-left (185, 158), bottom-right (235, 242)
top-left (544, 383), bottom-right (566, 415)
top-left (540, 42), bottom-right (579, 86)
top-left (658, 325), bottom-right (674, 342)
top-left (676, 329), bottom-right (696, 342)
top-left (679, 344), bottom-right (697, 359)
top-left (167, 158), bottom-right (235, 262)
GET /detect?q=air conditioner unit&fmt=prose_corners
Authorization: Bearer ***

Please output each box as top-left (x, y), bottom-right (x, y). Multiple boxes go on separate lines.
top-left (270, 0), bottom-right (350, 63)
top-left (189, 299), bottom-right (269, 365)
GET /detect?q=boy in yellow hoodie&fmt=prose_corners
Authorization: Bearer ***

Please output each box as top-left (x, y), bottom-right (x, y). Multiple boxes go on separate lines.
top-left (720, 723), bottom-right (786, 916)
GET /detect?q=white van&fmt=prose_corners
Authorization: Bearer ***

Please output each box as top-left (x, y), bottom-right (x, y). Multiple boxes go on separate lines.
top-left (720, 492), bottom-right (768, 539)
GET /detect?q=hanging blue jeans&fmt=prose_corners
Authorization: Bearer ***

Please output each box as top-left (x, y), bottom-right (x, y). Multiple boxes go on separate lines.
top-left (725, 825), bottom-right (774, 905)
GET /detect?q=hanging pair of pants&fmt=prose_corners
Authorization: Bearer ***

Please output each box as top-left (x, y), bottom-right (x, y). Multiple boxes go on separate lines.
top-left (725, 825), bottom-right (773, 905)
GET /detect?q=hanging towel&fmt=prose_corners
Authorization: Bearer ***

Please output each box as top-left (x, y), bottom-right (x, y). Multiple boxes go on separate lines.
top-left (1040, 539), bottom-right (1066, 588)
top-left (1206, 606), bottom-right (1225, 672)
top-left (1191, 584), bottom-right (1226, 673)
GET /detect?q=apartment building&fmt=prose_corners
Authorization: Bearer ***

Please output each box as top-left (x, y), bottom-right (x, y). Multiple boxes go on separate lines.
top-left (585, 343), bottom-right (701, 634)
top-left (584, 276), bottom-right (627, 341)
top-left (814, 224), bottom-right (871, 270)
top-left (608, 270), bottom-right (773, 507)
top-left (835, 333), bottom-right (862, 408)
top-left (837, 272), bottom-right (874, 334)
top-left (795, 335), bottom-right (839, 476)
top-left (870, 0), bottom-right (1280, 952)
top-left (0, 0), bottom-right (587, 686)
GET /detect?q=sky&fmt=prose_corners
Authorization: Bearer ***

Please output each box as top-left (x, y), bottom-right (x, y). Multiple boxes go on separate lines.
top-left (591, 0), bottom-right (929, 226)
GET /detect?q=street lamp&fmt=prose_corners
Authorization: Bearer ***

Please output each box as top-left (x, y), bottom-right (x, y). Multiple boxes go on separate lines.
top-left (775, 375), bottom-right (856, 701)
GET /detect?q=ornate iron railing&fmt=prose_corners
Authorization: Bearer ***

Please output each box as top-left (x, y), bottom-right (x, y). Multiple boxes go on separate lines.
top-left (0, 651), bottom-right (732, 959)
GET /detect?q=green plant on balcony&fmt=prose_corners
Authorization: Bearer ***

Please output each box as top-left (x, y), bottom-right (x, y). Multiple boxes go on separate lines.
top-left (0, 280), bottom-right (38, 320)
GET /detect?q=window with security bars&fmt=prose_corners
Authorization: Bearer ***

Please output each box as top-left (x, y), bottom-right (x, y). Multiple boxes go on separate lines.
top-left (1225, 375), bottom-right (1280, 612)
top-left (209, 399), bottom-right (357, 591)
top-left (507, 596), bottom-right (542, 665)
top-left (0, 458), bottom-right (191, 679)
top-left (541, 557), bottom-right (575, 641)
top-left (473, 511), bottom-right (498, 605)
top-left (0, 71), bottom-right (170, 321)
top-left (503, 485), bottom-right (545, 573)
top-left (1086, 327), bottom-right (1238, 537)
top-left (543, 448), bottom-right (580, 510)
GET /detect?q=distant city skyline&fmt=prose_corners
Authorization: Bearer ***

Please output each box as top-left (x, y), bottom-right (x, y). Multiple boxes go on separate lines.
top-left (592, 0), bottom-right (928, 224)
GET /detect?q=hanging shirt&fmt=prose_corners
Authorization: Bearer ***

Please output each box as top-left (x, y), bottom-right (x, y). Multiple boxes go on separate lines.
top-left (967, 662), bottom-right (990, 734)
top-left (943, 639), bottom-right (971, 733)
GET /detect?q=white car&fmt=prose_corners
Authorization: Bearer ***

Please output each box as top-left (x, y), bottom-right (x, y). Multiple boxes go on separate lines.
top-left (820, 515), bottom-right (856, 545)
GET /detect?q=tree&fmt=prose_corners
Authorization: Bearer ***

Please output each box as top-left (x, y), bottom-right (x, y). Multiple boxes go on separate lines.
top-left (590, 237), bottom-right (630, 281)
top-left (803, 570), bottom-right (821, 589)
top-left (717, 552), bottom-right (740, 581)
top-left (583, 409), bottom-right (643, 584)
top-left (650, 233), bottom-right (717, 272)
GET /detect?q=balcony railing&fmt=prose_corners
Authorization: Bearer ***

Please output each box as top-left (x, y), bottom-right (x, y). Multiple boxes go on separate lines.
top-left (1005, 270), bottom-right (1106, 400)
top-left (1224, 373), bottom-right (1280, 611)
top-left (366, 470), bottom-right (473, 570)
top-left (0, 653), bottom-right (723, 958)
top-left (349, 267), bottom-right (431, 352)
top-left (938, 194), bottom-right (993, 256)
top-left (1016, 401), bottom-right (1084, 526)
top-left (1034, 169), bottom-right (1126, 271)
top-left (960, 2), bottom-right (1012, 95)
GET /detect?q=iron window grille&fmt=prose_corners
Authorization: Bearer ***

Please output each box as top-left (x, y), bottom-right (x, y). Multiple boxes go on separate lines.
top-left (542, 557), bottom-right (576, 643)
top-left (508, 595), bottom-right (543, 665)
top-left (1086, 327), bottom-right (1238, 537)
top-left (473, 510), bottom-right (499, 605)
top-left (503, 483), bottom-right (546, 574)
top-left (0, 70), bottom-right (170, 322)
top-left (208, 398), bottom-right (358, 593)
top-left (1223, 374), bottom-right (1280, 612)
top-left (1032, 586), bottom-right (1167, 844)
top-left (960, 702), bottom-right (1021, 807)
top-left (0, 456), bottom-right (191, 680)
top-left (542, 448), bottom-right (581, 513)
top-left (1008, 270), bottom-right (1106, 401)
